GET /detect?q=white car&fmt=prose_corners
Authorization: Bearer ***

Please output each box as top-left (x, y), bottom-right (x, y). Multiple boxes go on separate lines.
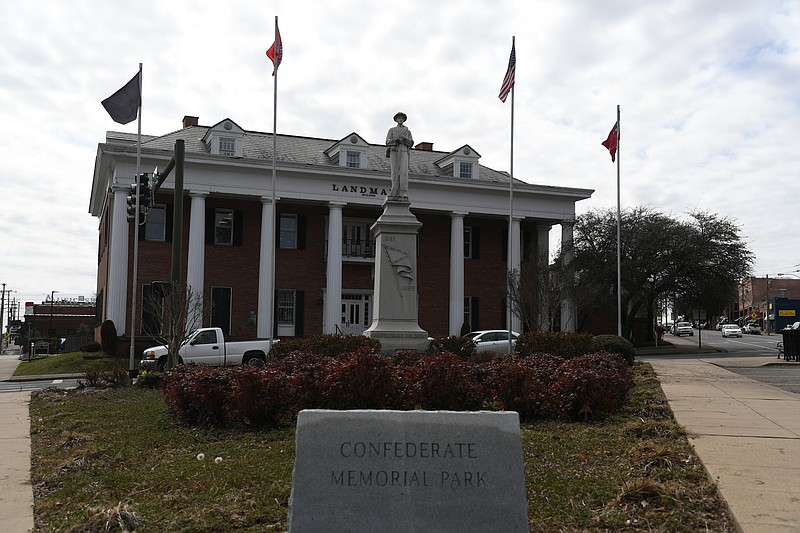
top-left (673, 322), bottom-right (694, 336)
top-left (721, 324), bottom-right (742, 338)
top-left (463, 330), bottom-right (519, 354)
top-left (742, 323), bottom-right (762, 335)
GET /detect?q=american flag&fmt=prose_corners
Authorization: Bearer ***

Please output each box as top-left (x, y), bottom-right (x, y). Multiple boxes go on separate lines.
top-left (498, 42), bottom-right (515, 103)
top-left (266, 25), bottom-right (283, 76)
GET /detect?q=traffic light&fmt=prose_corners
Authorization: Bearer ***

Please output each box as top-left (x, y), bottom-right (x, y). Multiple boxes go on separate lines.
top-left (126, 182), bottom-right (138, 223)
top-left (138, 173), bottom-right (152, 208)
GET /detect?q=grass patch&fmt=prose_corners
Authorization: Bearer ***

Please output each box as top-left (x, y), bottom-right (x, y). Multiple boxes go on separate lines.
top-left (13, 351), bottom-right (132, 377)
top-left (30, 363), bottom-right (735, 531)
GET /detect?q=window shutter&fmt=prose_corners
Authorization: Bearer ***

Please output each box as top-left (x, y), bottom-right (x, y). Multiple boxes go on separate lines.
top-left (472, 226), bottom-right (480, 259)
top-left (275, 213), bottom-right (281, 248)
top-left (471, 297), bottom-right (480, 332)
top-left (297, 214), bottom-right (307, 250)
top-left (273, 290), bottom-right (279, 336)
top-left (233, 210), bottom-right (244, 246)
top-left (165, 205), bottom-right (174, 243)
top-left (295, 290), bottom-right (305, 337)
top-left (501, 298), bottom-right (507, 329)
top-left (205, 207), bottom-right (214, 244)
top-left (501, 228), bottom-right (507, 260)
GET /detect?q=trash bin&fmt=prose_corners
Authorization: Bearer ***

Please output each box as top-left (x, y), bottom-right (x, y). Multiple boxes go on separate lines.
top-left (781, 329), bottom-right (800, 362)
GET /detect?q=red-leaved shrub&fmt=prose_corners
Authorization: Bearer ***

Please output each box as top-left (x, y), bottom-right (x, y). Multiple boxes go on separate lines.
top-left (476, 356), bottom-right (549, 420)
top-left (225, 366), bottom-right (294, 428)
top-left (404, 352), bottom-right (482, 411)
top-left (163, 365), bottom-right (230, 426)
top-left (546, 352), bottom-right (634, 421)
top-left (269, 352), bottom-right (331, 410)
top-left (321, 348), bottom-right (397, 409)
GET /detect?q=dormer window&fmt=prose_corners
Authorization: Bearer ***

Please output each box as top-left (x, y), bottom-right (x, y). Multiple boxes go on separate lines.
top-left (219, 137), bottom-right (236, 157)
top-left (346, 151), bottom-right (361, 168)
top-left (434, 144), bottom-right (481, 179)
top-left (203, 119), bottom-right (244, 158)
top-left (325, 133), bottom-right (368, 169)
top-left (459, 162), bottom-right (473, 179)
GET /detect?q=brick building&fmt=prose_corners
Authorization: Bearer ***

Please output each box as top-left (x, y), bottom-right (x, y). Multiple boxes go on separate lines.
top-left (733, 275), bottom-right (800, 330)
top-left (89, 116), bottom-right (593, 341)
top-left (23, 299), bottom-right (96, 338)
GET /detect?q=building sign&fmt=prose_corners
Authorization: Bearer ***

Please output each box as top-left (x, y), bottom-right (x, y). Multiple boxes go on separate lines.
top-left (331, 184), bottom-right (388, 198)
top-left (778, 310), bottom-right (796, 317)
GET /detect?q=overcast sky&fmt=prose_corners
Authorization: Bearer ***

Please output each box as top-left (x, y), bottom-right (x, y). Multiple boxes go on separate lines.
top-left (1, 0), bottom-right (799, 309)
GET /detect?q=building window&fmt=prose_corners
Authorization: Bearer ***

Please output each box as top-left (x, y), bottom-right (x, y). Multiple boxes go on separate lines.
top-left (459, 162), bottom-right (473, 179)
top-left (279, 214), bottom-right (298, 249)
top-left (277, 290), bottom-right (296, 324)
top-left (141, 284), bottom-right (163, 334)
top-left (464, 297), bottom-right (473, 330)
top-left (211, 287), bottom-right (231, 336)
top-left (215, 209), bottom-right (234, 245)
top-left (144, 205), bottom-right (166, 241)
top-left (464, 226), bottom-right (473, 258)
top-left (219, 137), bottom-right (236, 157)
top-left (346, 151), bottom-right (361, 168)
top-left (342, 220), bottom-right (374, 258)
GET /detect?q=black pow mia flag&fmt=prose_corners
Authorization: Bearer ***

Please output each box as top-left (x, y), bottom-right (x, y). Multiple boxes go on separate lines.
top-left (101, 71), bottom-right (141, 125)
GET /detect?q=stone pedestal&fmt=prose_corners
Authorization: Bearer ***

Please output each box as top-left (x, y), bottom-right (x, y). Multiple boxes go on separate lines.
top-left (364, 197), bottom-right (428, 353)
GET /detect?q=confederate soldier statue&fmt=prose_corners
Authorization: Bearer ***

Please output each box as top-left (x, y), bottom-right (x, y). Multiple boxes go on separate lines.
top-left (385, 112), bottom-right (413, 198)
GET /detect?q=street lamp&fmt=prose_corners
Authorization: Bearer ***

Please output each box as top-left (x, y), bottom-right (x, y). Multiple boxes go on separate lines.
top-left (48, 290), bottom-right (58, 338)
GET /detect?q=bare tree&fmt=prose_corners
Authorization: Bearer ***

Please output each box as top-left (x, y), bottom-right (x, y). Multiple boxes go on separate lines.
top-left (507, 256), bottom-right (571, 333)
top-left (142, 281), bottom-right (205, 370)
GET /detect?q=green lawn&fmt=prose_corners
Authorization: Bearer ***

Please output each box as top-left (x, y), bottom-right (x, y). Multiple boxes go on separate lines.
top-left (29, 363), bottom-right (735, 531)
top-left (13, 351), bottom-right (133, 377)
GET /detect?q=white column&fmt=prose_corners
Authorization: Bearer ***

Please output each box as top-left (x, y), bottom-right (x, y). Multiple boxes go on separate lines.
top-left (561, 218), bottom-right (575, 332)
top-left (449, 212), bottom-right (466, 336)
top-left (324, 202), bottom-right (345, 334)
top-left (537, 223), bottom-right (551, 331)
top-left (187, 192), bottom-right (207, 328)
top-left (257, 197), bottom-right (275, 338)
top-left (106, 185), bottom-right (129, 334)
top-left (508, 216), bottom-right (522, 333)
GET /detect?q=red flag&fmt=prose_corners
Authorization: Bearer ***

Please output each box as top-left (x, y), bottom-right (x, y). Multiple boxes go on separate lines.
top-left (498, 41), bottom-right (515, 103)
top-left (266, 25), bottom-right (283, 76)
top-left (601, 122), bottom-right (619, 162)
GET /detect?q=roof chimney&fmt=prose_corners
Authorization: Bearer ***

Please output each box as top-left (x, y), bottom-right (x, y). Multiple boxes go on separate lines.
top-left (182, 115), bottom-right (199, 128)
top-left (414, 141), bottom-right (434, 151)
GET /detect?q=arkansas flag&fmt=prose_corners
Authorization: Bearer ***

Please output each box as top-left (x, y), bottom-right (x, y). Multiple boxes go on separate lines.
top-left (266, 26), bottom-right (283, 76)
top-left (601, 122), bottom-right (619, 162)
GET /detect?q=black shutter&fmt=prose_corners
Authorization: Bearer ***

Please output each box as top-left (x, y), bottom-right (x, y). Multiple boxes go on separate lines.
top-left (501, 228), bottom-right (507, 260)
top-left (273, 290), bottom-right (279, 336)
top-left (233, 209), bottom-right (244, 246)
top-left (297, 214), bottom-right (306, 250)
top-left (295, 290), bottom-right (304, 337)
top-left (471, 297), bottom-right (480, 332)
top-left (501, 298), bottom-right (507, 329)
top-left (205, 207), bottom-right (215, 244)
top-left (275, 213), bottom-right (281, 248)
top-left (472, 226), bottom-right (480, 259)
top-left (165, 205), bottom-right (174, 243)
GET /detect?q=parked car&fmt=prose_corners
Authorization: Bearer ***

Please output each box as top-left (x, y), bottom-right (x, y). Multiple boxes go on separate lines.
top-left (721, 324), bottom-right (743, 338)
top-left (463, 330), bottom-right (519, 354)
top-left (673, 322), bottom-right (694, 336)
top-left (140, 327), bottom-right (277, 371)
top-left (742, 323), bottom-right (762, 335)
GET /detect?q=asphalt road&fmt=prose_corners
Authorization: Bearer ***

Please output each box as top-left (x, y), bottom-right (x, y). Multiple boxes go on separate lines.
top-left (653, 328), bottom-right (800, 395)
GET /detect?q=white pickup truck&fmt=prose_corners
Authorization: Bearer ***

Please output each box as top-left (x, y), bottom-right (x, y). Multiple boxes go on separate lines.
top-left (139, 327), bottom-right (276, 371)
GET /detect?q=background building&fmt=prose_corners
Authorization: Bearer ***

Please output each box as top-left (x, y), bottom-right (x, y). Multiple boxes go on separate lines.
top-left (732, 275), bottom-right (800, 331)
top-left (90, 116), bottom-right (593, 345)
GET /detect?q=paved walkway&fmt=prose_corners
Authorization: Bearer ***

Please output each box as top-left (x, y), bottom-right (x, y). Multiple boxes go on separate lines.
top-left (0, 352), bottom-right (34, 533)
top-left (2, 341), bottom-right (799, 532)
top-left (645, 352), bottom-right (800, 532)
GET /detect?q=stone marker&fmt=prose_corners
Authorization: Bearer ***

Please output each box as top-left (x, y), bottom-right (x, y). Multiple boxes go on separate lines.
top-left (287, 410), bottom-right (529, 532)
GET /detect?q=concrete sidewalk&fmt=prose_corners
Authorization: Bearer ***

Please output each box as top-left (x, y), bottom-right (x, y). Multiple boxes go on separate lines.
top-left (648, 357), bottom-right (800, 532)
top-left (0, 353), bottom-right (34, 533)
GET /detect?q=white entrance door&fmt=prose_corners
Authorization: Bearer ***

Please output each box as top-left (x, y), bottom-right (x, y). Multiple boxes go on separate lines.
top-left (340, 294), bottom-right (371, 335)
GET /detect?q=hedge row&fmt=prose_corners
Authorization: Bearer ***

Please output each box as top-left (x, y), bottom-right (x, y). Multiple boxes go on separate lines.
top-left (161, 349), bottom-right (633, 429)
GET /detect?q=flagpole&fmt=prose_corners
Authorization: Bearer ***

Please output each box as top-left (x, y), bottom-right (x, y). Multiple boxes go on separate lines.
top-left (507, 35), bottom-right (515, 352)
top-left (269, 16), bottom-right (278, 346)
top-left (129, 62), bottom-right (143, 376)
top-left (615, 104), bottom-right (622, 337)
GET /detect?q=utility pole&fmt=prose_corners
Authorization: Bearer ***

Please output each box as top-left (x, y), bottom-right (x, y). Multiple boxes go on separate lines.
top-left (1, 283), bottom-right (6, 351)
top-left (765, 275), bottom-right (770, 335)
